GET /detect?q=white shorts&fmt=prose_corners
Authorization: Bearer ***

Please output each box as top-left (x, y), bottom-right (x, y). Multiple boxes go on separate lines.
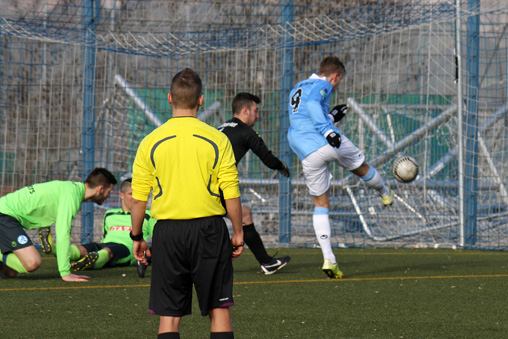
top-left (301, 135), bottom-right (365, 196)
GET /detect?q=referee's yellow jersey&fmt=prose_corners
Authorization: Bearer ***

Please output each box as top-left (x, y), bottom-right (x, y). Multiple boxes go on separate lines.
top-left (132, 116), bottom-right (240, 220)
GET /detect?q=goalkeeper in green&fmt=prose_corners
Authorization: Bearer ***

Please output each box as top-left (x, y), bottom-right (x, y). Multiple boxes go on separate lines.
top-left (39, 178), bottom-right (156, 272)
top-left (0, 168), bottom-right (117, 282)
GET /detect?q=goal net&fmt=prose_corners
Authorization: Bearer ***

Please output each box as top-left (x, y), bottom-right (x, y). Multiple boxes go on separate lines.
top-left (1, 0), bottom-right (507, 250)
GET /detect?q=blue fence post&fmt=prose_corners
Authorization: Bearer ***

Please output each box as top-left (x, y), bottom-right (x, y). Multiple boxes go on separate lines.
top-left (81, 0), bottom-right (99, 243)
top-left (464, 0), bottom-right (480, 246)
top-left (279, 0), bottom-right (294, 244)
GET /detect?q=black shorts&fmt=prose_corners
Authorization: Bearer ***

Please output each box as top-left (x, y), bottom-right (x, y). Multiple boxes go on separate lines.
top-left (0, 212), bottom-right (33, 253)
top-left (80, 242), bottom-right (130, 267)
top-left (149, 216), bottom-right (234, 317)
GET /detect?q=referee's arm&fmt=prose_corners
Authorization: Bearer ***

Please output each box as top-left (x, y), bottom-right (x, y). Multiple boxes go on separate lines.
top-left (225, 196), bottom-right (244, 259)
top-left (131, 198), bottom-right (151, 264)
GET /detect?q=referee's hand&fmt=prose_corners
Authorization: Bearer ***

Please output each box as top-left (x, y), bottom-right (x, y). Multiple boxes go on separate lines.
top-left (133, 240), bottom-right (151, 264)
top-left (231, 237), bottom-right (244, 259)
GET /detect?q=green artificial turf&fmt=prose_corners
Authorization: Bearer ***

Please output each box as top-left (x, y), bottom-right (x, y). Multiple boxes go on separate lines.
top-left (1, 248), bottom-right (508, 338)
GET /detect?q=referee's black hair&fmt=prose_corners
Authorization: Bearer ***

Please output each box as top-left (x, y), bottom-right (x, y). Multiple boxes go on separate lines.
top-left (171, 68), bottom-right (203, 109)
top-left (232, 92), bottom-right (260, 115)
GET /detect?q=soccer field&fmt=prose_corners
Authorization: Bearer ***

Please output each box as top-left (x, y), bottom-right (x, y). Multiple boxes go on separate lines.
top-left (2, 3), bottom-right (508, 337)
top-left (1, 248), bottom-right (508, 338)
top-left (2, 0), bottom-right (508, 252)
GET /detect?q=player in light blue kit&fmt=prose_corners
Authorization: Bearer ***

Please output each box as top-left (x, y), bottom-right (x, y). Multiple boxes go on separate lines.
top-left (287, 56), bottom-right (393, 279)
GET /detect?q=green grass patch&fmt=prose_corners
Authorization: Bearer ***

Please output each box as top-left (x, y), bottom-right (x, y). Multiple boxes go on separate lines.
top-left (1, 248), bottom-right (508, 338)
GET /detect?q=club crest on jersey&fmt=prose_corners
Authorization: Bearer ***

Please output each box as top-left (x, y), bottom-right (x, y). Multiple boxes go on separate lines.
top-left (17, 235), bottom-right (29, 245)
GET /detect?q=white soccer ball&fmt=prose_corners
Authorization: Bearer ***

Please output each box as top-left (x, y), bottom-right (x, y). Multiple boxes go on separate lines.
top-left (392, 156), bottom-right (419, 183)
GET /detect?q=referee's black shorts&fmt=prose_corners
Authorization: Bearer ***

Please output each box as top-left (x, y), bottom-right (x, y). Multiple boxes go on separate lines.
top-left (148, 216), bottom-right (234, 317)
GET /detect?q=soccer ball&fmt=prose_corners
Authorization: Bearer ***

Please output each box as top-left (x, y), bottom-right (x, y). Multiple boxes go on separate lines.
top-left (392, 156), bottom-right (419, 183)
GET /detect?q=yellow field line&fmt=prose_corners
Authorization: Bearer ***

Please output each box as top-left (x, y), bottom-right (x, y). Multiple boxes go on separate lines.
top-left (39, 251), bottom-right (506, 262)
top-left (2, 274), bottom-right (508, 292)
top-left (234, 274), bottom-right (508, 284)
top-left (0, 284), bottom-right (150, 291)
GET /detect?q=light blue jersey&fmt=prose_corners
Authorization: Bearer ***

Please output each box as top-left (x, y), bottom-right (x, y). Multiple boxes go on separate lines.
top-left (287, 74), bottom-right (341, 160)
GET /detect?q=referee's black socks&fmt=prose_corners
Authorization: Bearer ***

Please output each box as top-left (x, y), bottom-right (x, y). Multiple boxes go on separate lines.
top-left (210, 332), bottom-right (234, 339)
top-left (243, 223), bottom-right (272, 265)
top-left (158, 332), bottom-right (180, 339)
top-left (158, 331), bottom-right (233, 338)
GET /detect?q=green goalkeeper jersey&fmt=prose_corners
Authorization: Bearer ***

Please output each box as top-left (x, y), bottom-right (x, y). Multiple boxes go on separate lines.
top-left (102, 208), bottom-right (155, 264)
top-left (0, 181), bottom-right (85, 277)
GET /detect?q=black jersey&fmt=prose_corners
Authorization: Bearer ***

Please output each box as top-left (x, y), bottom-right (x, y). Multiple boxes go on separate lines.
top-left (218, 117), bottom-right (285, 171)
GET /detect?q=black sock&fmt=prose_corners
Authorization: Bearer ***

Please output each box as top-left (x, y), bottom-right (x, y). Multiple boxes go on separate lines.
top-left (243, 223), bottom-right (271, 265)
top-left (158, 332), bottom-right (180, 339)
top-left (210, 332), bottom-right (234, 339)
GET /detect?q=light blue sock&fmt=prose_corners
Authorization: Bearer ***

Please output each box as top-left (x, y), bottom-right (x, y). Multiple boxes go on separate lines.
top-left (361, 165), bottom-right (390, 196)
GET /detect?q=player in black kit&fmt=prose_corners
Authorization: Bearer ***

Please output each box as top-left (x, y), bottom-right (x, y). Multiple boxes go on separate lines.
top-left (219, 92), bottom-right (291, 275)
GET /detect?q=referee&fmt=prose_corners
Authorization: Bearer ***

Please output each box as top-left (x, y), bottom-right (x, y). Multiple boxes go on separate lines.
top-left (130, 68), bottom-right (243, 339)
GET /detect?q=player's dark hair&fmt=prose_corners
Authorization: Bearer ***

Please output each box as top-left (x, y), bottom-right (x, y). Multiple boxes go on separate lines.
top-left (170, 68), bottom-right (203, 109)
top-left (121, 178), bottom-right (132, 193)
top-left (319, 56), bottom-right (346, 77)
top-left (232, 92), bottom-right (260, 115)
top-left (84, 168), bottom-right (117, 188)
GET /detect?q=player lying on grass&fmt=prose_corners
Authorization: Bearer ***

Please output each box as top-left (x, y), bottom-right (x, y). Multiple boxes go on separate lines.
top-left (287, 55), bottom-right (393, 279)
top-left (0, 168), bottom-right (116, 282)
top-left (39, 178), bottom-right (155, 275)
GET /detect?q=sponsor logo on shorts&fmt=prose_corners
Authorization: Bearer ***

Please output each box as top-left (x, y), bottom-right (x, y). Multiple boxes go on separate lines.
top-left (17, 235), bottom-right (29, 245)
top-left (320, 235), bottom-right (328, 239)
top-left (219, 297), bottom-right (230, 302)
top-left (11, 241), bottom-right (17, 248)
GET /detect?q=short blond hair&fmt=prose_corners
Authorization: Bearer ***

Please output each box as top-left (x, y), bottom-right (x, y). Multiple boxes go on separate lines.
top-left (319, 56), bottom-right (346, 77)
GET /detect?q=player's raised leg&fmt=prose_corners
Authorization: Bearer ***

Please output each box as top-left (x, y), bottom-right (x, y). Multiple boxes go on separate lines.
top-left (353, 163), bottom-right (393, 206)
